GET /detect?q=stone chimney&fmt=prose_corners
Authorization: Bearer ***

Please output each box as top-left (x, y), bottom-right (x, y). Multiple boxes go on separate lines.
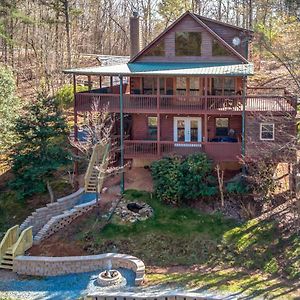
top-left (130, 11), bottom-right (142, 58)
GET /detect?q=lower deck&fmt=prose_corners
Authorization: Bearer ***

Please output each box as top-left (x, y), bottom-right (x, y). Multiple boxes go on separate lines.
top-left (122, 113), bottom-right (242, 162)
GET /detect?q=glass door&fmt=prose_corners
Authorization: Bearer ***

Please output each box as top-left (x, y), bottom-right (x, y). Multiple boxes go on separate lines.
top-left (174, 117), bottom-right (202, 145)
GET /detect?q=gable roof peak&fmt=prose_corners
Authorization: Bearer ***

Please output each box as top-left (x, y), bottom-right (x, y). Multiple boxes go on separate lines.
top-left (130, 11), bottom-right (250, 64)
top-left (192, 12), bottom-right (254, 33)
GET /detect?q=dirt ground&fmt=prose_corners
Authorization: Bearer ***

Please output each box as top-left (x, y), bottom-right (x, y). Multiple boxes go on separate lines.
top-left (29, 167), bottom-right (153, 256)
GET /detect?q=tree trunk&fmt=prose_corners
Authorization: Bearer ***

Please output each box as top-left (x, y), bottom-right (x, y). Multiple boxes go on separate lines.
top-left (216, 164), bottom-right (225, 207)
top-left (47, 180), bottom-right (55, 203)
top-left (63, 0), bottom-right (72, 68)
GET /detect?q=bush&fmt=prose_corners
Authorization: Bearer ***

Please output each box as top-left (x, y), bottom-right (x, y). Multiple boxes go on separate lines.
top-left (56, 84), bottom-right (88, 108)
top-left (151, 153), bottom-right (217, 205)
top-left (226, 180), bottom-right (249, 194)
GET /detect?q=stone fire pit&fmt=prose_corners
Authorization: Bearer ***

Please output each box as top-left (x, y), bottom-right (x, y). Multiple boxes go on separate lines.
top-left (115, 199), bottom-right (154, 223)
top-left (97, 269), bottom-right (123, 286)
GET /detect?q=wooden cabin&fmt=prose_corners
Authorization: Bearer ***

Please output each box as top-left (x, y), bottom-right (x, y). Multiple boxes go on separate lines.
top-left (65, 12), bottom-right (297, 169)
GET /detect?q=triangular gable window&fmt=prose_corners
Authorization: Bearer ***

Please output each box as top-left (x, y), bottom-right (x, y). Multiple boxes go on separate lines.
top-left (212, 39), bottom-right (231, 56)
top-left (144, 40), bottom-right (165, 56)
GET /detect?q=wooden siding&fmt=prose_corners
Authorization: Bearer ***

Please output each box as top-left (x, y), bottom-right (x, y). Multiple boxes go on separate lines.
top-left (200, 18), bottom-right (248, 59)
top-left (136, 14), bottom-right (241, 63)
top-left (245, 113), bottom-right (297, 161)
top-left (131, 114), bottom-right (242, 142)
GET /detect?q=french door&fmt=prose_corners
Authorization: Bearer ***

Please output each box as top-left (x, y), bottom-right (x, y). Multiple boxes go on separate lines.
top-left (173, 117), bottom-right (202, 144)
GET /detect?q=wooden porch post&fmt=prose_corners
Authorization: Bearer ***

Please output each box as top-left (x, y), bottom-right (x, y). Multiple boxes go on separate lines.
top-left (87, 75), bottom-right (92, 91)
top-left (204, 114), bottom-right (208, 142)
top-left (204, 77), bottom-right (208, 142)
top-left (242, 75), bottom-right (246, 173)
top-left (157, 77), bottom-right (161, 157)
top-left (204, 76), bottom-right (208, 110)
top-left (110, 76), bottom-right (113, 89)
top-left (119, 75), bottom-right (125, 194)
top-left (99, 76), bottom-right (102, 88)
top-left (73, 74), bottom-right (79, 189)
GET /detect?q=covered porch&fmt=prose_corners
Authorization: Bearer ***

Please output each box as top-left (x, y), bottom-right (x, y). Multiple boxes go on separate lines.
top-left (123, 113), bottom-right (242, 162)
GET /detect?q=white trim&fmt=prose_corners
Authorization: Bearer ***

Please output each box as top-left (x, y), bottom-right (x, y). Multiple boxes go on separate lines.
top-left (260, 123), bottom-right (275, 141)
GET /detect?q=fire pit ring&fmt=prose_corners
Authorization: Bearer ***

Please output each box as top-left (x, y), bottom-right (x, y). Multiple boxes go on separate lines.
top-left (97, 269), bottom-right (123, 286)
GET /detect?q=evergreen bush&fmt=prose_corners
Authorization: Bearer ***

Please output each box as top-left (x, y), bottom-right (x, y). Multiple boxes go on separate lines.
top-left (151, 153), bottom-right (217, 205)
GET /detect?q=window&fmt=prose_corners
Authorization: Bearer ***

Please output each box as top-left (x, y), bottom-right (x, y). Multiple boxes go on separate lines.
top-left (143, 77), bottom-right (156, 94)
top-left (216, 118), bottom-right (229, 136)
top-left (212, 40), bottom-right (231, 56)
top-left (212, 78), bottom-right (223, 95)
top-left (175, 32), bottom-right (202, 56)
top-left (148, 117), bottom-right (158, 140)
top-left (224, 77), bottom-right (235, 95)
top-left (260, 123), bottom-right (275, 141)
top-left (176, 77), bottom-right (187, 95)
top-left (212, 77), bottom-right (235, 95)
top-left (145, 40), bottom-right (165, 56)
top-left (190, 78), bottom-right (200, 95)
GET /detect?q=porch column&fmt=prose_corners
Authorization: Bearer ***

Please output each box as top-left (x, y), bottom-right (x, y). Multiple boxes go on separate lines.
top-left (87, 75), bottom-right (92, 91)
top-left (242, 75), bottom-right (246, 170)
top-left (73, 74), bottom-right (79, 189)
top-left (204, 114), bottom-right (208, 142)
top-left (204, 77), bottom-right (208, 142)
top-left (110, 76), bottom-right (113, 89)
top-left (157, 77), bottom-right (161, 157)
top-left (99, 76), bottom-right (102, 88)
top-left (204, 77), bottom-right (208, 110)
top-left (119, 75), bottom-right (125, 194)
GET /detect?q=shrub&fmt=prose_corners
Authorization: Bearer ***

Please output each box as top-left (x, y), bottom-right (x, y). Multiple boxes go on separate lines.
top-left (226, 180), bottom-right (249, 194)
top-left (151, 153), bottom-right (217, 205)
top-left (151, 156), bottom-right (182, 205)
top-left (56, 84), bottom-right (88, 109)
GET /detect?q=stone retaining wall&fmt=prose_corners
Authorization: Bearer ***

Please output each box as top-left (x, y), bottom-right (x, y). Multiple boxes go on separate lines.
top-left (33, 199), bottom-right (97, 244)
top-left (20, 188), bottom-right (85, 235)
top-left (13, 253), bottom-right (145, 286)
top-left (86, 293), bottom-right (209, 300)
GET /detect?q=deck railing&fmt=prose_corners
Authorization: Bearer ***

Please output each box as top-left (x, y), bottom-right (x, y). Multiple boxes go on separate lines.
top-left (75, 92), bottom-right (297, 113)
top-left (124, 140), bottom-right (242, 162)
top-left (0, 225), bottom-right (19, 261)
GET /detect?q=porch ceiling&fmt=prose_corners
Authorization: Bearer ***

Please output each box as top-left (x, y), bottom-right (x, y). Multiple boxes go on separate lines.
top-left (64, 62), bottom-right (254, 77)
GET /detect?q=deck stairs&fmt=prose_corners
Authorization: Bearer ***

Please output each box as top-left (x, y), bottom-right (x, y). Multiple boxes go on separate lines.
top-left (0, 225), bottom-right (33, 271)
top-left (84, 142), bottom-right (110, 193)
top-left (32, 142), bottom-right (110, 244)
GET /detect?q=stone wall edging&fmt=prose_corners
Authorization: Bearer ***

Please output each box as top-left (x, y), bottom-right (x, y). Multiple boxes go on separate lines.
top-left (20, 188), bottom-right (85, 235)
top-left (85, 292), bottom-right (214, 300)
top-left (13, 253), bottom-right (145, 286)
top-left (33, 198), bottom-right (97, 244)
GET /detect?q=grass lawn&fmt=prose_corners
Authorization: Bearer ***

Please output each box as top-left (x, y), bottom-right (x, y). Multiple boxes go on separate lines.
top-left (72, 189), bottom-right (300, 298)
top-left (146, 268), bottom-right (299, 299)
top-left (75, 189), bottom-right (238, 266)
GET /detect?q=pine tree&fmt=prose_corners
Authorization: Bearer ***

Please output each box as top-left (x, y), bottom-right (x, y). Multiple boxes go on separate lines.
top-left (0, 66), bottom-right (21, 156)
top-left (10, 94), bottom-right (70, 200)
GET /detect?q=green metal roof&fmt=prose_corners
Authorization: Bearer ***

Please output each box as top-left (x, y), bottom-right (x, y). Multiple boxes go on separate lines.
top-left (64, 62), bottom-right (254, 77)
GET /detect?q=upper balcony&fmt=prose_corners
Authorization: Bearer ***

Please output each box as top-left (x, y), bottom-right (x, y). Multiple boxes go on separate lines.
top-left (74, 88), bottom-right (297, 115)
